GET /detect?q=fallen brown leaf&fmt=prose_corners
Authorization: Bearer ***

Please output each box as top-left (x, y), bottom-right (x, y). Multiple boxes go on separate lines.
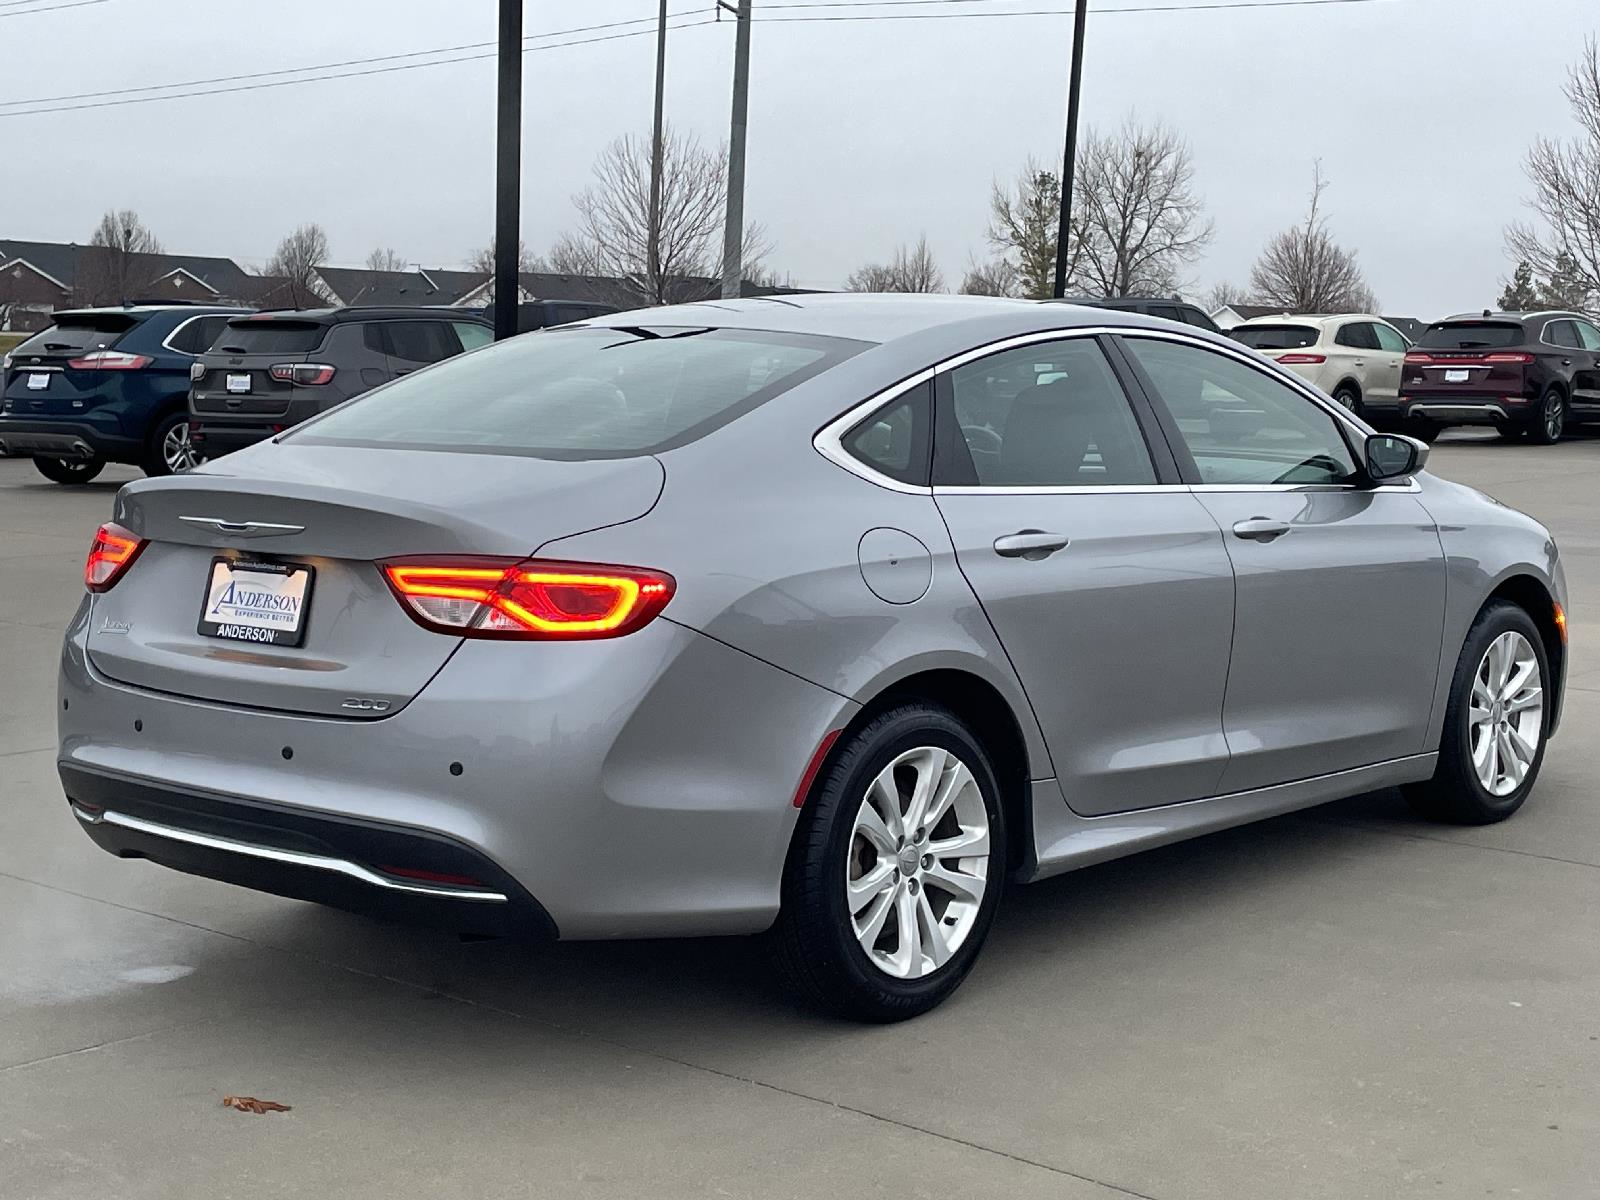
top-left (221, 1095), bottom-right (291, 1114)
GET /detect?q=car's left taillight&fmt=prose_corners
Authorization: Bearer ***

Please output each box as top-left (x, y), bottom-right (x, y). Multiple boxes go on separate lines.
top-left (85, 522), bottom-right (147, 592)
top-left (1276, 353), bottom-right (1326, 365)
top-left (67, 351), bottom-right (154, 371)
top-left (382, 557), bottom-right (675, 640)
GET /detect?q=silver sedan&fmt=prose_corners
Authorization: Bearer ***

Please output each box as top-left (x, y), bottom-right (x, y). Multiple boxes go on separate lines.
top-left (59, 295), bottom-right (1567, 1020)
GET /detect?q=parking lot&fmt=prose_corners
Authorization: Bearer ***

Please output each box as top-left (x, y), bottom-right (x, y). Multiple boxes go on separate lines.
top-left (1, 436), bottom-right (1597, 1200)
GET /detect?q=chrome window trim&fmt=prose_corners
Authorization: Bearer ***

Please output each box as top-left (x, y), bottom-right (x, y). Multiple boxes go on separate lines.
top-left (933, 484), bottom-right (1184, 497)
top-left (812, 367), bottom-right (937, 495)
top-left (1540, 320), bottom-right (1582, 351)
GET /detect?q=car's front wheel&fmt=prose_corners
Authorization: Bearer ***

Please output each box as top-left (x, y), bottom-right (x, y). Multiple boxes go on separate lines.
top-left (33, 456), bottom-right (104, 485)
top-left (772, 703), bottom-right (1007, 1021)
top-left (1405, 600), bottom-right (1550, 825)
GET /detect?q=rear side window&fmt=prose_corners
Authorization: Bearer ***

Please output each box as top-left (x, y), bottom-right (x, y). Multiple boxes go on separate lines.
top-left (214, 320), bottom-right (326, 354)
top-left (1418, 322), bottom-right (1525, 350)
top-left (11, 316), bottom-right (136, 357)
top-left (290, 326), bottom-right (862, 458)
top-left (166, 315), bottom-right (234, 355)
top-left (1544, 320), bottom-right (1582, 349)
top-left (842, 382), bottom-right (931, 486)
top-left (1180, 306), bottom-right (1220, 332)
top-left (1232, 324), bottom-right (1319, 351)
top-left (385, 320), bottom-right (463, 364)
top-left (1334, 323), bottom-right (1380, 350)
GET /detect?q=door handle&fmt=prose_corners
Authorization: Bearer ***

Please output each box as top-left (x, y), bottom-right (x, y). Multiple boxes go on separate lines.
top-left (1232, 517), bottom-right (1292, 542)
top-left (993, 530), bottom-right (1070, 559)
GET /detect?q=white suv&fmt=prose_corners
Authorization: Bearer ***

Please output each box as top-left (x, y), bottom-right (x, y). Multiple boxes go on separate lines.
top-left (1231, 314), bottom-right (1411, 422)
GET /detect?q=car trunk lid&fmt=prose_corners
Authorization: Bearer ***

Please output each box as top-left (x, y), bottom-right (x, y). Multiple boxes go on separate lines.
top-left (2, 313), bottom-right (142, 416)
top-left (86, 444), bottom-right (665, 717)
top-left (190, 318), bottom-right (328, 418)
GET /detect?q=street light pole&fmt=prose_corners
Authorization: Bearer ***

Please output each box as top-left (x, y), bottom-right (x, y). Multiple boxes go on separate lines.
top-left (493, 0), bottom-right (522, 340)
top-left (647, 0), bottom-right (669, 301)
top-left (1051, 0), bottom-right (1089, 300)
top-left (720, 0), bottom-right (753, 300)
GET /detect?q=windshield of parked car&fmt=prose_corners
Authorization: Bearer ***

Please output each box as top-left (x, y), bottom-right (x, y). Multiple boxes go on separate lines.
top-left (10, 315), bottom-right (137, 357)
top-left (289, 326), bottom-right (866, 458)
top-left (1231, 324), bottom-right (1319, 351)
top-left (1418, 322), bottom-right (1525, 350)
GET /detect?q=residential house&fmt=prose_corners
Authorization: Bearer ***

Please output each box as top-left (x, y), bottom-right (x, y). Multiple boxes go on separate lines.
top-left (1209, 302), bottom-right (1294, 330)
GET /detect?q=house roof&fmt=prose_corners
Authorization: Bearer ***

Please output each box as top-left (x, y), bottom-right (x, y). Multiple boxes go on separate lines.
top-left (0, 239), bottom-right (258, 299)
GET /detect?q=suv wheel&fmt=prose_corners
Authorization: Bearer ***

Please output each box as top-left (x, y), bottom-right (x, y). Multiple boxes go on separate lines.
top-left (144, 412), bottom-right (202, 476)
top-left (1332, 385), bottom-right (1362, 414)
top-left (1407, 418), bottom-right (1441, 444)
top-left (33, 456), bottom-right (105, 485)
top-left (1404, 600), bottom-right (1549, 825)
top-left (1528, 388), bottom-right (1565, 445)
top-left (771, 703), bottom-right (1007, 1022)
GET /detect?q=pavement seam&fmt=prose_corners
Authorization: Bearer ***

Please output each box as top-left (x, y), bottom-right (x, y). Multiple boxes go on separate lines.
top-left (0, 744), bottom-right (54, 760)
top-left (1308, 817), bottom-right (1600, 870)
top-left (1, 1020), bottom-right (213, 1075)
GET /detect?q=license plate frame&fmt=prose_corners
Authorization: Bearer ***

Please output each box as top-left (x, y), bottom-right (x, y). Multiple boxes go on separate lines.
top-left (197, 557), bottom-right (314, 647)
top-left (26, 373), bottom-right (50, 390)
top-left (225, 373), bottom-right (252, 394)
top-left (1443, 368), bottom-right (1470, 384)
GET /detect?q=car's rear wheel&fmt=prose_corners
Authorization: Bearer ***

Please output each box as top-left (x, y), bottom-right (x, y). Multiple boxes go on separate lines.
top-left (771, 703), bottom-right (1006, 1021)
top-left (1332, 385), bottom-right (1362, 415)
top-left (1528, 388), bottom-right (1565, 445)
top-left (1405, 600), bottom-right (1549, 825)
top-left (1495, 421), bottom-right (1525, 442)
top-left (143, 412), bottom-right (202, 476)
top-left (33, 456), bottom-right (104, 485)
top-left (1407, 418), bottom-right (1441, 444)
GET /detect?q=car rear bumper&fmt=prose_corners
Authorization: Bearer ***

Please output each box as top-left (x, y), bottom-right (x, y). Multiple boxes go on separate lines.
top-left (0, 418), bottom-right (139, 460)
top-left (188, 420), bottom-right (278, 457)
top-left (1401, 397), bottom-right (1526, 425)
top-left (58, 600), bottom-right (853, 940)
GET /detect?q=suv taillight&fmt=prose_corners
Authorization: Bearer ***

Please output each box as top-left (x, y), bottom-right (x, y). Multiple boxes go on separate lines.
top-left (1485, 352), bottom-right (1535, 365)
top-left (1275, 353), bottom-right (1326, 365)
top-left (85, 522), bottom-right (147, 592)
top-left (381, 558), bottom-right (675, 640)
top-left (1403, 351), bottom-right (1433, 364)
top-left (68, 351), bottom-right (153, 371)
top-left (189, 361), bottom-right (205, 382)
top-left (269, 363), bottom-right (336, 385)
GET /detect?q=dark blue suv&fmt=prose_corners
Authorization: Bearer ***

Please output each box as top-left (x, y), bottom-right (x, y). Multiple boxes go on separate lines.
top-left (0, 304), bottom-right (249, 484)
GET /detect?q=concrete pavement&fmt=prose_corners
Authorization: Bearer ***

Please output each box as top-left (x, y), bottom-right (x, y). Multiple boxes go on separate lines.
top-left (1, 439), bottom-right (1596, 1199)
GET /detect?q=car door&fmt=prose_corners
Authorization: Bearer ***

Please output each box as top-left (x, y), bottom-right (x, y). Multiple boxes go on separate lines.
top-left (1573, 319), bottom-right (1600, 412)
top-left (1330, 320), bottom-right (1378, 400)
top-left (931, 332), bottom-right (1237, 815)
top-left (1117, 334), bottom-right (1446, 793)
top-left (1369, 321), bottom-right (1410, 407)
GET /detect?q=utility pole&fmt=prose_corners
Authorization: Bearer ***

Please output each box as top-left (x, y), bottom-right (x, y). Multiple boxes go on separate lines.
top-left (1051, 0), bottom-right (1089, 300)
top-left (493, 0), bottom-right (522, 340)
top-left (720, 0), bottom-right (753, 300)
top-left (647, 0), bottom-right (669, 303)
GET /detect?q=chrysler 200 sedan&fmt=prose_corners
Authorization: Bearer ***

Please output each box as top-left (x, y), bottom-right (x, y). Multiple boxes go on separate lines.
top-left (58, 295), bottom-right (1566, 1020)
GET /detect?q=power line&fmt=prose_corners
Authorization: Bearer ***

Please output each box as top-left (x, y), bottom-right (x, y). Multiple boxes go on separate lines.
top-left (757, 0), bottom-right (1395, 18)
top-left (0, 0), bottom-right (108, 16)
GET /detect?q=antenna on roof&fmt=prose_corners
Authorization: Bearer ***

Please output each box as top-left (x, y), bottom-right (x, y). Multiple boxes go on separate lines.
top-left (1483, 309), bottom-right (1492, 318)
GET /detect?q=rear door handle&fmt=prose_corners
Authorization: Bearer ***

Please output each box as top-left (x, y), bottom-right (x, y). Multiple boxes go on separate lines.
top-left (993, 530), bottom-right (1070, 559)
top-left (1232, 517), bottom-right (1292, 542)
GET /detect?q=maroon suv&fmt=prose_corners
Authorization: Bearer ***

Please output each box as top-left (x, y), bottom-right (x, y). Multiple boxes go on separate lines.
top-left (1400, 310), bottom-right (1600, 444)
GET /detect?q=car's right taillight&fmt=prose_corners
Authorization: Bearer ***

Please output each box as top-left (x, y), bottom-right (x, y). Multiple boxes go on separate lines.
top-left (381, 557), bottom-right (675, 640)
top-left (85, 522), bottom-right (147, 592)
top-left (269, 363), bottom-right (337, 385)
top-left (1276, 353), bottom-right (1326, 364)
top-left (1485, 352), bottom-right (1535, 365)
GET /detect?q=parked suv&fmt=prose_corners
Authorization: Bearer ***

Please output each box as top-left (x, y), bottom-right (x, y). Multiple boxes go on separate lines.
top-left (1400, 311), bottom-right (1600, 444)
top-left (189, 307), bottom-right (494, 458)
top-left (0, 305), bottom-right (248, 484)
top-left (480, 298), bottom-right (618, 332)
top-left (1230, 314), bottom-right (1411, 420)
top-left (1054, 295), bottom-right (1222, 333)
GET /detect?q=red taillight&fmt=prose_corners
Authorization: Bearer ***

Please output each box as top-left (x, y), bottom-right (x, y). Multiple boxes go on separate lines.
top-left (1404, 351), bottom-right (1433, 364)
top-left (1275, 353), bottom-right (1326, 365)
top-left (85, 522), bottom-right (147, 592)
top-left (1485, 352), bottom-right (1535, 365)
top-left (269, 363), bottom-right (336, 385)
top-left (382, 557), bottom-right (675, 640)
top-left (68, 350), bottom-right (153, 371)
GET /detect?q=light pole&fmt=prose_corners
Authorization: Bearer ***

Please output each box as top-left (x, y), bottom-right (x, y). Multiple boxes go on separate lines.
top-left (493, 0), bottom-right (522, 340)
top-left (647, 0), bottom-right (669, 301)
top-left (720, 0), bottom-right (753, 299)
top-left (1051, 0), bottom-right (1089, 300)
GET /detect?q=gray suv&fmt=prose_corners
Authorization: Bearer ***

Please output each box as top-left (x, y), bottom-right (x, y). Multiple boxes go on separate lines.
top-left (189, 308), bottom-right (492, 458)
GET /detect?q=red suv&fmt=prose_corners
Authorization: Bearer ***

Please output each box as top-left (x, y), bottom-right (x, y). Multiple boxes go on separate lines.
top-left (1400, 310), bottom-right (1600, 444)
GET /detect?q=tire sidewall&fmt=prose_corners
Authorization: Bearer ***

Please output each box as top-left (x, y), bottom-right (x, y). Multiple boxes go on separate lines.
top-left (1446, 603), bottom-right (1551, 819)
top-left (798, 706), bottom-right (1007, 1016)
top-left (144, 411), bottom-right (194, 477)
top-left (1530, 389), bottom-right (1564, 444)
top-left (33, 456), bottom-right (104, 484)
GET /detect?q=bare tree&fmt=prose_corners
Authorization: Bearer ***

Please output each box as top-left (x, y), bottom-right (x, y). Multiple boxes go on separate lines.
top-left (1249, 164), bottom-right (1378, 313)
top-left (988, 160), bottom-right (1064, 299)
top-left (1202, 281), bottom-right (1254, 311)
top-left (563, 126), bottom-right (770, 305)
top-left (546, 233), bottom-right (602, 277)
top-left (263, 223), bottom-right (331, 309)
top-left (1071, 118), bottom-right (1213, 297)
top-left (845, 237), bottom-right (945, 293)
top-left (961, 255), bottom-right (1021, 297)
top-left (76, 209), bottom-right (164, 305)
top-left (365, 247), bottom-right (407, 272)
top-left (1506, 37), bottom-right (1600, 312)
top-left (469, 239), bottom-right (544, 278)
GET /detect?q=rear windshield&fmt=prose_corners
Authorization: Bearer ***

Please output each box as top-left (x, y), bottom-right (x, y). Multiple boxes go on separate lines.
top-left (213, 320), bottom-right (326, 355)
top-left (289, 326), bottom-right (865, 458)
top-left (10, 316), bottom-right (137, 357)
top-left (1232, 324), bottom-right (1319, 351)
top-left (1418, 322), bottom-right (1525, 350)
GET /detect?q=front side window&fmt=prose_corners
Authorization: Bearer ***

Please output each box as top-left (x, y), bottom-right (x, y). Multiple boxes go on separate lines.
top-left (1373, 323), bottom-right (1410, 353)
top-left (291, 326), bottom-right (861, 458)
top-left (1122, 337), bottom-right (1358, 487)
top-left (453, 321), bottom-right (493, 352)
top-left (1576, 321), bottom-right (1600, 352)
top-left (942, 337), bottom-right (1156, 487)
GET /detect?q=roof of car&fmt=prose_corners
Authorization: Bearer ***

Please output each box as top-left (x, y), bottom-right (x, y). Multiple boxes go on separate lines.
top-left (230, 306), bottom-right (491, 325)
top-left (1438, 310), bottom-right (1584, 323)
top-left (1233, 313), bottom-right (1388, 327)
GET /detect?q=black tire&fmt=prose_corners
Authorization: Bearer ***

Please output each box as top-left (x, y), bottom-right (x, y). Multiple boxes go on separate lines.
top-left (142, 411), bottom-right (200, 477)
top-left (1408, 418), bottom-right (1441, 444)
top-left (1494, 421), bottom-right (1525, 442)
top-left (1404, 600), bottom-right (1551, 825)
top-left (1527, 388), bottom-right (1566, 445)
top-left (33, 456), bottom-right (104, 485)
top-left (1332, 385), bottom-right (1362, 415)
top-left (771, 703), bottom-right (1008, 1022)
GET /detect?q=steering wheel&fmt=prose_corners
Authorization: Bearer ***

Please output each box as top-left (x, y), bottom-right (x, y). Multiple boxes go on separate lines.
top-left (962, 425), bottom-right (1003, 455)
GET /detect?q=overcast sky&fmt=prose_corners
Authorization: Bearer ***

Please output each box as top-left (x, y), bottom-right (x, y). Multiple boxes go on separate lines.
top-left (2, 0), bottom-right (1595, 316)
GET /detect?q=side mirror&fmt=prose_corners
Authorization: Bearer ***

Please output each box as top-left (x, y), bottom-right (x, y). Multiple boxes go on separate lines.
top-left (1366, 433), bottom-right (1428, 483)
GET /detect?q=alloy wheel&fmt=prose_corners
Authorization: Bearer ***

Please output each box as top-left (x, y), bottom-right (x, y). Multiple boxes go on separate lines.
top-left (163, 420), bottom-right (201, 472)
top-left (846, 745), bottom-right (989, 979)
top-left (1543, 395), bottom-right (1564, 442)
top-left (1468, 630), bottom-right (1543, 797)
